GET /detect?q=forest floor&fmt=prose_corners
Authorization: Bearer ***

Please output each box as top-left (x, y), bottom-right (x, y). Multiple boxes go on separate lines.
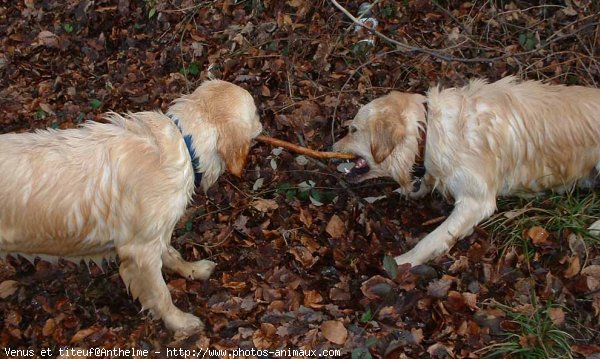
top-left (1, 1), bottom-right (599, 358)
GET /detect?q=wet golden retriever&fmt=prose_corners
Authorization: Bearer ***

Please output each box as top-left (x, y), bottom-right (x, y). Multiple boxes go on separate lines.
top-left (0, 80), bottom-right (262, 334)
top-left (334, 77), bottom-right (600, 266)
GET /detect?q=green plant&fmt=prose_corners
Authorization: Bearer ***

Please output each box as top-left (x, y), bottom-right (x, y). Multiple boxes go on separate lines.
top-left (276, 181), bottom-right (336, 205)
top-left (519, 32), bottom-right (538, 50)
top-left (483, 190), bottom-right (599, 256)
top-left (379, 4), bottom-right (394, 18)
top-left (89, 98), bottom-right (102, 110)
top-left (180, 62), bottom-right (200, 77)
top-left (63, 23), bottom-right (74, 33)
top-left (145, 0), bottom-right (157, 18)
top-left (35, 108), bottom-right (47, 120)
top-left (482, 300), bottom-right (573, 358)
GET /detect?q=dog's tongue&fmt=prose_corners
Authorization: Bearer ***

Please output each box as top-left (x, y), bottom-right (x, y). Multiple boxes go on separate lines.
top-left (354, 158), bottom-right (368, 169)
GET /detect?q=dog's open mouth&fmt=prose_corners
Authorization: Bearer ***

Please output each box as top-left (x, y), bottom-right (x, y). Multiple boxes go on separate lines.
top-left (341, 157), bottom-right (370, 181)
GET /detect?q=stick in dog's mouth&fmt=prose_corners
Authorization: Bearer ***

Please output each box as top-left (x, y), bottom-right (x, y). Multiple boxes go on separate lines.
top-left (255, 135), bottom-right (356, 160)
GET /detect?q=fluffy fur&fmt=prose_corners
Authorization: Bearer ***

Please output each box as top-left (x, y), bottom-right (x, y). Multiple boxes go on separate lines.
top-left (0, 80), bottom-right (262, 334)
top-left (334, 77), bottom-right (600, 266)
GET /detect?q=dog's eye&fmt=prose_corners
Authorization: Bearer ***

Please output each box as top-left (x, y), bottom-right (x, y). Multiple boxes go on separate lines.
top-left (349, 125), bottom-right (358, 134)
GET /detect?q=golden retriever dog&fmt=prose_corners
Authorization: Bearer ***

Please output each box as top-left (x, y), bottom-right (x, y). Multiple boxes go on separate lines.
top-left (334, 77), bottom-right (600, 267)
top-left (0, 80), bottom-right (262, 334)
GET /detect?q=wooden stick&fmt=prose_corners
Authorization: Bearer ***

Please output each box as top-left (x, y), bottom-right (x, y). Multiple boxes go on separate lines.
top-left (256, 135), bottom-right (356, 160)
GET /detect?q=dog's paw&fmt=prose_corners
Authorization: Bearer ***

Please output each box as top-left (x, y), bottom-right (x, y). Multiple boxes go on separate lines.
top-left (185, 259), bottom-right (217, 280)
top-left (165, 311), bottom-right (205, 336)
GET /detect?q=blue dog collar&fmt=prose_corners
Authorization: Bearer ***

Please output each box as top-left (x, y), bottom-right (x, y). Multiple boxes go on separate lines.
top-left (168, 113), bottom-right (203, 188)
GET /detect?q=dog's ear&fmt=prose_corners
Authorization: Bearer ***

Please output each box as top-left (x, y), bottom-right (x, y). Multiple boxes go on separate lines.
top-left (217, 122), bottom-right (250, 178)
top-left (369, 112), bottom-right (406, 164)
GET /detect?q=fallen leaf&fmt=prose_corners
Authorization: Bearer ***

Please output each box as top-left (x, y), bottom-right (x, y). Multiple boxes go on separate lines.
top-left (581, 265), bottom-right (600, 277)
top-left (589, 219), bottom-right (600, 237)
top-left (462, 292), bottom-right (478, 311)
top-left (572, 344), bottom-right (600, 356)
top-left (326, 215), bottom-right (345, 238)
top-left (303, 290), bottom-right (323, 308)
top-left (288, 246), bottom-right (317, 268)
top-left (0, 280), bottom-right (19, 299)
top-left (411, 328), bottom-right (424, 345)
top-left (568, 233), bottom-right (586, 259)
top-left (527, 226), bottom-right (552, 246)
top-left (70, 326), bottom-right (98, 343)
top-left (251, 198), bottom-right (279, 212)
top-left (42, 318), bottom-right (56, 336)
top-left (253, 323), bottom-right (277, 349)
top-left (321, 320), bottom-right (347, 345)
top-left (427, 277), bottom-right (453, 298)
top-left (547, 307), bottom-right (565, 327)
top-left (564, 256), bottom-right (581, 279)
top-left (36, 30), bottom-right (60, 48)
top-left (361, 275), bottom-right (396, 300)
top-left (299, 207), bottom-right (313, 228)
top-left (427, 342), bottom-right (453, 357)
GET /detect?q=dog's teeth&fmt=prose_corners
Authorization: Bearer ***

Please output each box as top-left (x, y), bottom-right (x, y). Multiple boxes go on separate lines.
top-left (336, 162), bottom-right (355, 174)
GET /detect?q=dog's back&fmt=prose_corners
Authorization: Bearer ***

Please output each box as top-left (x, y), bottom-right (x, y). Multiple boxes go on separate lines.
top-left (0, 113), bottom-right (193, 261)
top-left (426, 77), bottom-right (600, 196)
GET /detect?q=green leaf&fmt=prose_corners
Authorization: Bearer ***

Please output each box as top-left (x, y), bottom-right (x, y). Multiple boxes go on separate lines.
top-left (50, 122), bottom-right (59, 129)
top-left (148, 7), bottom-right (157, 18)
top-left (297, 190), bottom-right (310, 201)
top-left (360, 308), bottom-right (372, 322)
top-left (380, 5), bottom-right (394, 18)
top-left (311, 189), bottom-right (323, 202)
top-left (383, 255), bottom-right (398, 279)
top-left (365, 337), bottom-right (378, 347)
top-left (63, 23), bottom-right (74, 33)
top-left (90, 99), bottom-right (102, 109)
top-left (285, 189), bottom-right (297, 201)
top-left (35, 108), bottom-right (47, 120)
top-left (351, 347), bottom-right (372, 359)
top-left (518, 33), bottom-right (527, 47)
top-left (181, 62), bottom-right (200, 77)
top-left (185, 220), bottom-right (193, 232)
top-left (187, 62), bottom-right (200, 76)
top-left (298, 180), bottom-right (315, 192)
top-left (276, 181), bottom-right (293, 194)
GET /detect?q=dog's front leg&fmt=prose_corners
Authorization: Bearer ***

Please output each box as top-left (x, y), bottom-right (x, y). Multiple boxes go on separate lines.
top-left (117, 243), bottom-right (204, 334)
top-left (162, 245), bottom-right (216, 280)
top-left (395, 196), bottom-right (496, 266)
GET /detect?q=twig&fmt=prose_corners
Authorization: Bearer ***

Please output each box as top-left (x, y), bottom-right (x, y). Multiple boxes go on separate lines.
top-left (256, 135), bottom-right (356, 159)
top-left (343, 0), bottom-right (382, 32)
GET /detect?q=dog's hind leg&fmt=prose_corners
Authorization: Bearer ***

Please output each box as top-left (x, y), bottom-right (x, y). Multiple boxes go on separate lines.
top-left (162, 245), bottom-right (216, 281)
top-left (395, 196), bottom-right (496, 266)
top-left (117, 242), bottom-right (204, 334)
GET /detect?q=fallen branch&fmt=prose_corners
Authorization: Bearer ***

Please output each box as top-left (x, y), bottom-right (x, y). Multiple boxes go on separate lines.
top-left (256, 135), bottom-right (356, 160)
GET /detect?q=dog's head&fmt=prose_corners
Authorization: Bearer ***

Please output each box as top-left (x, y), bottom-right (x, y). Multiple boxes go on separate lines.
top-left (169, 80), bottom-right (263, 188)
top-left (333, 91), bottom-right (426, 193)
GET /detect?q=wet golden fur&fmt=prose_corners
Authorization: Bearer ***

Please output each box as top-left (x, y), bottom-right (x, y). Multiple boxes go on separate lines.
top-left (0, 80), bottom-right (262, 334)
top-left (334, 77), bottom-right (600, 266)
